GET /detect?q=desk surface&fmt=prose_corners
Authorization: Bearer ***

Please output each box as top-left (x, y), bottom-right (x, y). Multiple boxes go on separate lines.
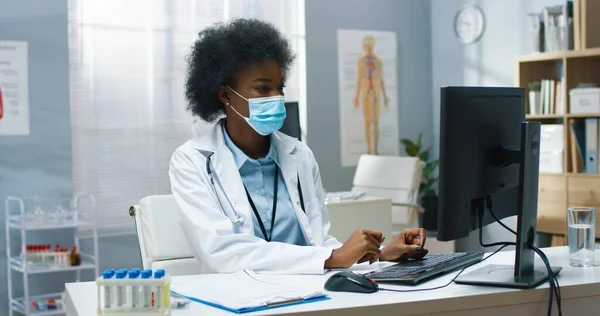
top-left (324, 195), bottom-right (391, 206)
top-left (66, 246), bottom-right (600, 316)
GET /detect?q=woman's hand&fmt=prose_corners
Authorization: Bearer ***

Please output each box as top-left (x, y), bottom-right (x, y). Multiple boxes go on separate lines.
top-left (324, 229), bottom-right (384, 269)
top-left (379, 228), bottom-right (428, 262)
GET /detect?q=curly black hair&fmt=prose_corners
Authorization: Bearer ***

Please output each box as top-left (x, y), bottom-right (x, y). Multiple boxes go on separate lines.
top-left (185, 18), bottom-right (296, 122)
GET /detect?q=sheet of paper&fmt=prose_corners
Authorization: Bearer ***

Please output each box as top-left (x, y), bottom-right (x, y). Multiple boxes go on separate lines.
top-left (0, 40), bottom-right (29, 135)
top-left (170, 270), bottom-right (325, 310)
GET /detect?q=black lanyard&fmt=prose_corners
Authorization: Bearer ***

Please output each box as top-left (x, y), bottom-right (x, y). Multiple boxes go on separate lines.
top-left (244, 168), bottom-right (279, 242)
top-left (244, 169), bottom-right (306, 242)
top-left (297, 174), bottom-right (305, 214)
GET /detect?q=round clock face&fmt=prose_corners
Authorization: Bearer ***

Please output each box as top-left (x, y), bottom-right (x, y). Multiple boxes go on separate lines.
top-left (454, 5), bottom-right (485, 44)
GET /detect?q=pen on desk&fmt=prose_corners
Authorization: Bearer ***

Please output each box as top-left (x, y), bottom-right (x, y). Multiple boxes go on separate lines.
top-left (265, 297), bottom-right (304, 307)
top-left (170, 296), bottom-right (191, 309)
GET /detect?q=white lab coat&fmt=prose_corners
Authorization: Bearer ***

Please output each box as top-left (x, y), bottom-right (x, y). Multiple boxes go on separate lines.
top-left (169, 119), bottom-right (343, 275)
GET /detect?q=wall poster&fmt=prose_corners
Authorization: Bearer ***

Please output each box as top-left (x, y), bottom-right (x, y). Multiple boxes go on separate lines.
top-left (337, 29), bottom-right (399, 167)
top-left (0, 40), bottom-right (29, 135)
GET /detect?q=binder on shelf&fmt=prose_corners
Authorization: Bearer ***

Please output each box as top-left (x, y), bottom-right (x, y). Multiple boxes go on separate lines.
top-left (540, 124), bottom-right (565, 173)
top-left (541, 124), bottom-right (564, 151)
top-left (542, 1), bottom-right (574, 52)
top-left (570, 121), bottom-right (585, 173)
top-left (170, 270), bottom-right (329, 314)
top-left (529, 90), bottom-right (541, 115)
top-left (539, 150), bottom-right (564, 173)
top-left (585, 118), bottom-right (599, 174)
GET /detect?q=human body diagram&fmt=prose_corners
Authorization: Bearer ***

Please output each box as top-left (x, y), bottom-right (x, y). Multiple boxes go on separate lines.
top-left (353, 35), bottom-right (389, 155)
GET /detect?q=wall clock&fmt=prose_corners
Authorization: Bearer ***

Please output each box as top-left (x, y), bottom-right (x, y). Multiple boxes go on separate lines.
top-left (454, 4), bottom-right (485, 44)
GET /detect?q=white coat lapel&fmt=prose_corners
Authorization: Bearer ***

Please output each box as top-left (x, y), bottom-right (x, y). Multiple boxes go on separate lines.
top-left (212, 145), bottom-right (254, 231)
top-left (273, 133), bottom-right (316, 245)
top-left (194, 121), bottom-right (254, 234)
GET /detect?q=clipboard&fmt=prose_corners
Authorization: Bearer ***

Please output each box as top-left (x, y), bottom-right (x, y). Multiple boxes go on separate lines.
top-left (171, 291), bottom-right (330, 314)
top-left (169, 270), bottom-right (330, 314)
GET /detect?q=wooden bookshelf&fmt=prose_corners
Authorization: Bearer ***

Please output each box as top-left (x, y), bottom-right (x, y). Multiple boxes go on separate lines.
top-left (516, 47), bottom-right (600, 63)
top-left (525, 114), bottom-right (564, 120)
top-left (567, 113), bottom-right (600, 118)
top-left (577, 0), bottom-right (600, 49)
top-left (516, 0), bottom-right (600, 244)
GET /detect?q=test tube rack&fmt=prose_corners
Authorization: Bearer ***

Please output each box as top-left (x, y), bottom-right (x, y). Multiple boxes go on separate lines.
top-left (22, 244), bottom-right (75, 268)
top-left (96, 268), bottom-right (171, 316)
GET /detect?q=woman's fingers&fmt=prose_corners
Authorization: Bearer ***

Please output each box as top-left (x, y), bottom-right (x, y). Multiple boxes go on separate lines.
top-left (418, 228), bottom-right (426, 247)
top-left (364, 229), bottom-right (384, 243)
top-left (364, 231), bottom-right (382, 248)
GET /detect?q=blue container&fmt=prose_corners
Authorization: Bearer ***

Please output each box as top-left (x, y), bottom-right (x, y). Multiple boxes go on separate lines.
top-left (102, 269), bottom-right (115, 279)
top-left (128, 269), bottom-right (140, 279)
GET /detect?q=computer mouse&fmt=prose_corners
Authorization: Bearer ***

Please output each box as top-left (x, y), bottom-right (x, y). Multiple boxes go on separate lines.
top-left (324, 271), bottom-right (379, 293)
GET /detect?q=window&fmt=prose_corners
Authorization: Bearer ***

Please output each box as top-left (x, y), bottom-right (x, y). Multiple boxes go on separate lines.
top-left (68, 0), bottom-right (307, 236)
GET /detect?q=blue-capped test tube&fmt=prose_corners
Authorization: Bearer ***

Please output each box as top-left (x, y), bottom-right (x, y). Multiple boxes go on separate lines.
top-left (102, 269), bottom-right (115, 310)
top-left (115, 269), bottom-right (128, 309)
top-left (128, 269), bottom-right (141, 310)
top-left (153, 269), bottom-right (165, 309)
top-left (140, 269), bottom-right (152, 309)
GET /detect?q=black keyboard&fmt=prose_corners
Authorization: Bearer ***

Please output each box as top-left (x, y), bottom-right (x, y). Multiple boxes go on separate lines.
top-left (364, 252), bottom-right (484, 285)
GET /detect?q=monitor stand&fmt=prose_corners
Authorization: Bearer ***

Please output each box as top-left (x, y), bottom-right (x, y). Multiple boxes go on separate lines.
top-left (454, 264), bottom-right (561, 289)
top-left (454, 121), bottom-right (562, 289)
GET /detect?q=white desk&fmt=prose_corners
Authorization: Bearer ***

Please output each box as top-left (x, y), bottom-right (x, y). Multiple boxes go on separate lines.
top-left (325, 196), bottom-right (392, 245)
top-left (66, 246), bottom-right (600, 315)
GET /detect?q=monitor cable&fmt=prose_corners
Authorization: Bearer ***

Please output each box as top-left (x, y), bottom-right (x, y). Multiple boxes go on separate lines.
top-left (484, 196), bottom-right (562, 316)
top-left (379, 199), bottom-right (515, 294)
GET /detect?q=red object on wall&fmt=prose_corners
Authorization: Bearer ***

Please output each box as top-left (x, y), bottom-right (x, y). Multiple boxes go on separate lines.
top-left (0, 86), bottom-right (4, 119)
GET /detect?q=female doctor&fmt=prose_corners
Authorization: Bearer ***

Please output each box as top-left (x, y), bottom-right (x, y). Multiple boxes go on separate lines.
top-left (169, 18), bottom-right (428, 275)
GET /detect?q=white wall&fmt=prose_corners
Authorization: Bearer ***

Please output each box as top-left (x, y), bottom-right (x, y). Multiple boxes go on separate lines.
top-left (306, 0), bottom-right (434, 191)
top-left (0, 0), bottom-right (73, 312)
top-left (430, 0), bottom-right (561, 251)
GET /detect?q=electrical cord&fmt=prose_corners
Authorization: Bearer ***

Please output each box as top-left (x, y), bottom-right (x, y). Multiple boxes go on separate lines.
top-left (486, 202), bottom-right (562, 315)
top-left (480, 203), bottom-right (557, 314)
top-left (532, 246), bottom-right (562, 315)
top-left (484, 197), bottom-right (562, 316)
top-left (379, 199), bottom-right (515, 294)
top-left (379, 243), bottom-right (513, 293)
top-left (478, 200), bottom-right (517, 249)
top-left (379, 197), bottom-right (562, 316)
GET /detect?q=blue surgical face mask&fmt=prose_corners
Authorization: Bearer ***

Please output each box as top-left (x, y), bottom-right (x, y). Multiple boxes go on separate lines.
top-left (227, 86), bottom-right (286, 136)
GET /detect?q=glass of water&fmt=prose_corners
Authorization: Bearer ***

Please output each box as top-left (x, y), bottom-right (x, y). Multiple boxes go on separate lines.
top-left (568, 207), bottom-right (596, 267)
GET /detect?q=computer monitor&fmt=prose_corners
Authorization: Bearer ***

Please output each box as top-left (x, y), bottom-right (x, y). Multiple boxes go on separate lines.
top-left (280, 102), bottom-right (302, 141)
top-left (437, 86), bottom-right (561, 289)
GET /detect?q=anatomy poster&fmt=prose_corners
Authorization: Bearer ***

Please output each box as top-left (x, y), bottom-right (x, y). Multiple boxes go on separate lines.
top-left (0, 40), bottom-right (29, 135)
top-left (337, 29), bottom-right (399, 167)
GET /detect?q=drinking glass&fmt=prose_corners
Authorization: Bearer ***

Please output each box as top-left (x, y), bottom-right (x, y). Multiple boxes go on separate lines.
top-left (568, 207), bottom-right (596, 267)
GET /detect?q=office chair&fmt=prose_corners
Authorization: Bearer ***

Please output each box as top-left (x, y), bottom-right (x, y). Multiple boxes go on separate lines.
top-left (352, 155), bottom-right (425, 236)
top-left (129, 195), bottom-right (201, 276)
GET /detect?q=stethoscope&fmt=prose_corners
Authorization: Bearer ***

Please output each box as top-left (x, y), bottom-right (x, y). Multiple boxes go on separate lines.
top-left (205, 153), bottom-right (307, 226)
top-left (205, 154), bottom-right (245, 225)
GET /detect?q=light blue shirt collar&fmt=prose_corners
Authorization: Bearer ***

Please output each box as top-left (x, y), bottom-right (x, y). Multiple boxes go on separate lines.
top-left (222, 125), bottom-right (279, 170)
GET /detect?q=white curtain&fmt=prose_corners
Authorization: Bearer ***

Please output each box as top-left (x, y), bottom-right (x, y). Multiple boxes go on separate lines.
top-left (68, 0), bottom-right (306, 236)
